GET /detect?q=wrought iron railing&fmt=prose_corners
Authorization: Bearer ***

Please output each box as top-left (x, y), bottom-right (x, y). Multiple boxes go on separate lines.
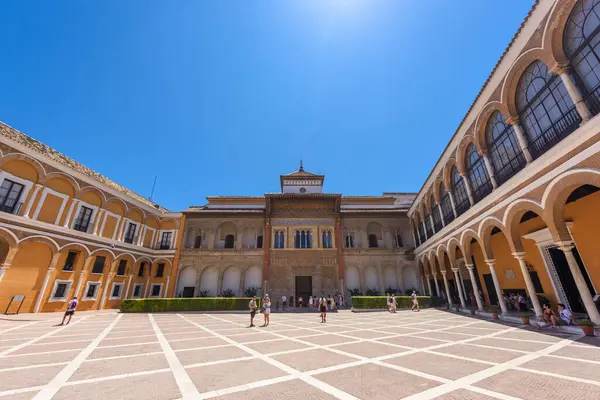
top-left (0, 197), bottom-right (23, 215)
top-left (471, 180), bottom-right (493, 204)
top-left (528, 106), bottom-right (581, 160)
top-left (494, 151), bottom-right (527, 185)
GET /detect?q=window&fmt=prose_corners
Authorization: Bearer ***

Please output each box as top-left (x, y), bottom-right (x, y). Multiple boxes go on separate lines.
top-left (465, 144), bottom-right (493, 203)
top-left (91, 256), bottom-right (106, 274)
top-left (431, 198), bottom-right (443, 232)
top-left (73, 206), bottom-right (93, 233)
top-left (63, 252), bottom-right (78, 271)
top-left (124, 222), bottom-right (137, 244)
top-left (159, 232), bottom-right (172, 250)
top-left (257, 235), bottom-right (263, 248)
top-left (0, 179), bottom-right (24, 214)
top-left (413, 226), bottom-right (420, 246)
top-left (150, 284), bottom-right (162, 297)
top-left (84, 282), bottom-right (101, 299)
top-left (344, 231), bottom-right (355, 248)
top-left (156, 263), bottom-right (165, 278)
top-left (110, 283), bottom-right (123, 299)
top-left (564, 0), bottom-right (600, 115)
top-left (321, 230), bottom-right (333, 248)
top-left (224, 234), bottom-right (235, 249)
top-left (274, 231), bottom-right (285, 248)
top-left (138, 262), bottom-right (146, 277)
top-left (486, 111), bottom-right (526, 185)
top-left (51, 281), bottom-right (72, 301)
top-left (516, 60), bottom-right (580, 159)
top-left (294, 230), bottom-right (312, 248)
top-left (439, 182), bottom-right (454, 225)
top-left (423, 210), bottom-right (433, 238)
top-left (395, 233), bottom-right (403, 248)
top-left (194, 235), bottom-right (202, 248)
top-left (368, 234), bottom-right (378, 248)
top-left (116, 259), bottom-right (127, 276)
top-left (451, 167), bottom-right (470, 216)
top-left (132, 284), bottom-right (143, 298)
top-left (416, 217), bottom-right (426, 244)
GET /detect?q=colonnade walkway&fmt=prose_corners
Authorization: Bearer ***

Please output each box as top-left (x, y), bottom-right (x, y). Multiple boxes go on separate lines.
top-left (0, 309), bottom-right (599, 399)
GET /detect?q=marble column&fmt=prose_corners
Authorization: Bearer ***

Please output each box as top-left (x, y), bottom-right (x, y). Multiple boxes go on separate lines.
top-left (506, 116), bottom-right (533, 163)
top-left (552, 64), bottom-right (592, 123)
top-left (484, 259), bottom-right (507, 314)
top-left (480, 150), bottom-right (498, 189)
top-left (34, 266), bottom-right (55, 313)
top-left (452, 268), bottom-right (467, 309)
top-left (460, 173), bottom-right (475, 206)
top-left (23, 184), bottom-right (43, 219)
top-left (441, 270), bottom-right (453, 307)
top-left (465, 264), bottom-right (484, 311)
top-left (448, 192), bottom-right (458, 218)
top-left (512, 252), bottom-right (543, 317)
top-left (432, 272), bottom-right (441, 297)
top-left (426, 274), bottom-right (433, 296)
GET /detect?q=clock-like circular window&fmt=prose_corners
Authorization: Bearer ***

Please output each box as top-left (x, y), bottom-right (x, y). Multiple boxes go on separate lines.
top-left (299, 187), bottom-right (307, 193)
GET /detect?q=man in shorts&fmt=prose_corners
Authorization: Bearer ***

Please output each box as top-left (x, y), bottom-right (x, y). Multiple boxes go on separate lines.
top-left (59, 296), bottom-right (78, 325)
top-left (411, 290), bottom-right (419, 312)
top-left (249, 296), bottom-right (257, 327)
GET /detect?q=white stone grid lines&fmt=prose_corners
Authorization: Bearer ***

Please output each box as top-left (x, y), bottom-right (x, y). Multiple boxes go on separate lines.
top-left (0, 309), bottom-right (599, 399)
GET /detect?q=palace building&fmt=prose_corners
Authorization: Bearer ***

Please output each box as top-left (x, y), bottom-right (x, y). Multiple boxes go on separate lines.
top-left (408, 0), bottom-right (600, 324)
top-left (177, 163), bottom-right (418, 301)
top-left (0, 122), bottom-right (183, 314)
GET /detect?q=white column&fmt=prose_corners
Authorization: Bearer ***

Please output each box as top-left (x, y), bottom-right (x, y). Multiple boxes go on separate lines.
top-left (0, 248), bottom-right (18, 284)
top-left (460, 173), bottom-right (475, 206)
top-left (238, 272), bottom-right (245, 297)
top-left (436, 202), bottom-right (446, 227)
top-left (557, 243), bottom-right (600, 324)
top-left (426, 274), bottom-right (433, 296)
top-left (480, 151), bottom-right (498, 189)
top-left (441, 270), bottom-right (453, 307)
top-left (23, 184), bottom-right (43, 218)
top-left (164, 276), bottom-right (170, 298)
top-left (144, 276), bottom-right (151, 298)
top-left (99, 273), bottom-right (114, 310)
top-left (421, 220), bottom-right (428, 240)
top-left (432, 272), bottom-right (441, 297)
top-left (512, 252), bottom-right (543, 317)
top-left (62, 199), bottom-right (78, 227)
top-left (452, 268), bottom-right (467, 309)
top-left (553, 65), bottom-right (592, 122)
top-left (0, 264), bottom-right (9, 283)
top-left (34, 266), bottom-right (55, 313)
top-left (429, 215), bottom-right (436, 234)
top-left (465, 264), bottom-right (484, 311)
top-left (485, 259), bottom-right (508, 314)
top-left (506, 117), bottom-right (533, 163)
top-left (448, 192), bottom-right (458, 218)
top-left (92, 210), bottom-right (104, 235)
top-left (124, 275), bottom-right (133, 299)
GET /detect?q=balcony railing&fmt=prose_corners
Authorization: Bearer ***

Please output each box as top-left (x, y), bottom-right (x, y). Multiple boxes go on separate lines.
top-left (472, 180), bottom-right (493, 204)
top-left (124, 234), bottom-right (138, 244)
top-left (583, 84), bottom-right (600, 116)
top-left (0, 198), bottom-right (23, 215)
top-left (529, 106), bottom-right (581, 160)
top-left (72, 220), bottom-right (94, 233)
top-left (495, 151), bottom-right (527, 186)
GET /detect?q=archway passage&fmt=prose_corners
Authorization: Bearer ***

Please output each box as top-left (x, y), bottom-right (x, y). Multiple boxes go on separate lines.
top-left (199, 267), bottom-right (218, 296)
top-left (177, 267), bottom-right (196, 297)
top-left (364, 266), bottom-right (379, 294)
top-left (345, 267), bottom-right (360, 294)
top-left (402, 265), bottom-right (419, 294)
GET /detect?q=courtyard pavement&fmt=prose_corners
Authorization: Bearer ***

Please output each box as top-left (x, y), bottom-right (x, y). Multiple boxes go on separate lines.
top-left (1, 309), bottom-right (599, 400)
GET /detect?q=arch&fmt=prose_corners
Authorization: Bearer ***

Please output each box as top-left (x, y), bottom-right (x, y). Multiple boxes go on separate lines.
top-left (451, 165), bottom-right (470, 216)
top-left (104, 197), bottom-right (128, 216)
top-left (455, 135), bottom-right (478, 175)
top-left (477, 216), bottom-right (507, 259)
top-left (542, 168), bottom-right (600, 241)
top-left (345, 266), bottom-right (360, 293)
top-left (466, 143), bottom-right (493, 203)
top-left (41, 172), bottom-right (80, 194)
top-left (134, 256), bottom-right (153, 266)
top-left (474, 101), bottom-right (511, 152)
top-left (244, 266), bottom-right (262, 292)
top-left (114, 252), bottom-right (136, 264)
top-left (199, 266), bottom-right (219, 296)
top-left (542, 0), bottom-right (579, 65)
top-left (460, 229), bottom-right (484, 260)
top-left (177, 266), bottom-right (197, 296)
top-left (58, 242), bottom-right (91, 258)
top-left (401, 265), bottom-right (419, 293)
top-left (152, 257), bottom-right (172, 269)
top-left (0, 227), bottom-right (18, 248)
top-left (501, 48), bottom-right (558, 117)
top-left (442, 158), bottom-right (459, 189)
top-left (446, 237), bottom-right (464, 265)
top-left (160, 217), bottom-right (180, 229)
top-left (432, 178), bottom-right (444, 204)
top-left (88, 247), bottom-right (117, 260)
top-left (503, 198), bottom-right (546, 252)
top-left (0, 153), bottom-right (46, 182)
top-left (18, 235), bottom-right (59, 254)
top-left (216, 221), bottom-right (237, 249)
top-left (363, 266), bottom-right (379, 292)
top-left (366, 221), bottom-right (383, 248)
top-left (77, 186), bottom-right (106, 207)
top-left (125, 207), bottom-right (146, 223)
top-left (383, 265), bottom-right (398, 291)
top-left (222, 266), bottom-right (242, 295)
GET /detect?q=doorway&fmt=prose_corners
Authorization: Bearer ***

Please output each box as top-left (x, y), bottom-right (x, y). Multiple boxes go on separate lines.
top-left (483, 274), bottom-right (498, 306)
top-left (548, 246), bottom-right (595, 313)
top-left (182, 287), bottom-right (195, 298)
top-left (295, 276), bottom-right (312, 308)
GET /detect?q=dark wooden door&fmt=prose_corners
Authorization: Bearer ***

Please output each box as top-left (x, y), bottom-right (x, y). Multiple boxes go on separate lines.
top-left (295, 276), bottom-right (312, 307)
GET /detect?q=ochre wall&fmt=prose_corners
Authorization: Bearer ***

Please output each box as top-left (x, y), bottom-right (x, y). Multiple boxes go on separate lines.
top-left (37, 192), bottom-right (64, 224)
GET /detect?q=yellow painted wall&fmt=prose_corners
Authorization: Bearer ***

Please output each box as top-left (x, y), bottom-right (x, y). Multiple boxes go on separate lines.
top-left (2, 160), bottom-right (39, 182)
top-left (143, 229), bottom-right (153, 248)
top-left (127, 210), bottom-right (143, 224)
top-left (36, 193), bottom-right (64, 224)
top-left (40, 250), bottom-right (86, 313)
top-left (0, 242), bottom-right (52, 313)
top-left (81, 191), bottom-right (102, 207)
top-left (45, 178), bottom-right (75, 197)
top-left (105, 201), bottom-right (125, 216)
top-left (160, 220), bottom-right (176, 230)
top-left (101, 215), bottom-right (118, 239)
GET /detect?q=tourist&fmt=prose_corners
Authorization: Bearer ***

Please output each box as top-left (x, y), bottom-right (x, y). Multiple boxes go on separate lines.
top-left (58, 296), bottom-right (78, 326)
top-left (281, 294), bottom-right (287, 311)
top-left (298, 296), bottom-right (303, 309)
top-left (249, 296), bottom-right (257, 327)
top-left (262, 296), bottom-right (271, 327)
top-left (275, 296), bottom-right (280, 312)
top-left (538, 303), bottom-right (558, 328)
top-left (309, 295), bottom-right (313, 310)
top-left (518, 293), bottom-right (527, 312)
top-left (289, 295), bottom-right (294, 311)
top-left (386, 293), bottom-right (392, 312)
top-left (319, 296), bottom-right (327, 322)
top-left (411, 290), bottom-right (419, 312)
top-left (339, 294), bottom-right (344, 309)
top-left (558, 303), bottom-right (575, 326)
top-left (391, 294), bottom-right (397, 313)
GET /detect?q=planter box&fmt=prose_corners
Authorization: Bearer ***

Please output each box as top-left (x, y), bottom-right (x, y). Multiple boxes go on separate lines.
top-left (120, 297), bottom-right (260, 313)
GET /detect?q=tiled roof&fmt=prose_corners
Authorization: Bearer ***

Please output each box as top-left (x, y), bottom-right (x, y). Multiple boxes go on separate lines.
top-left (0, 121), bottom-right (168, 212)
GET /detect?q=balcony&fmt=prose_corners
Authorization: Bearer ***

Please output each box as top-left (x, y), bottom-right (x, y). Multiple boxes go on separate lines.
top-left (0, 197), bottom-right (23, 215)
top-left (123, 234), bottom-right (138, 245)
top-left (529, 106), bottom-right (581, 160)
top-left (72, 220), bottom-right (94, 234)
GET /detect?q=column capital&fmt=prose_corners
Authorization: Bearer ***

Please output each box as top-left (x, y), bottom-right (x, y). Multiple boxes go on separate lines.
top-left (0, 263), bottom-right (10, 271)
top-left (465, 263), bottom-right (474, 270)
top-left (425, 274), bottom-right (431, 279)
top-left (478, 148), bottom-right (488, 157)
top-left (451, 267), bottom-right (459, 273)
top-left (512, 252), bottom-right (526, 261)
top-left (440, 270), bottom-right (447, 276)
top-left (555, 241), bottom-right (575, 252)
top-left (505, 115), bottom-right (520, 126)
top-left (432, 272), bottom-right (438, 278)
top-left (550, 62), bottom-right (570, 75)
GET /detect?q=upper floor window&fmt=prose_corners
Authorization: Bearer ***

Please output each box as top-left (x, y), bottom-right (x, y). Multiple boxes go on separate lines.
top-left (124, 222), bottom-right (137, 244)
top-left (274, 231), bottom-right (285, 248)
top-left (439, 182), bottom-right (454, 225)
top-left (91, 256), bottom-right (106, 274)
top-left (413, 226), bottom-right (421, 246)
top-left (423, 210), bottom-right (433, 238)
top-left (63, 251), bottom-right (78, 271)
top-left (486, 110), bottom-right (526, 185)
top-left (466, 144), bottom-right (492, 203)
top-left (344, 231), bottom-right (355, 248)
top-left (431, 195), bottom-right (443, 232)
top-left (194, 235), bottom-right (202, 248)
top-left (159, 232), bottom-right (172, 250)
top-left (224, 234), bottom-right (235, 249)
top-left (565, 0), bottom-right (600, 115)
top-left (516, 60), bottom-right (580, 159)
top-left (257, 235), bottom-right (263, 248)
top-left (156, 263), bottom-right (165, 278)
top-left (73, 206), bottom-right (93, 233)
top-left (322, 231), bottom-right (333, 248)
top-left (394, 232), bottom-right (403, 248)
top-left (294, 230), bottom-right (312, 249)
top-left (416, 217), bottom-right (426, 244)
top-left (0, 179), bottom-right (24, 215)
top-left (451, 167), bottom-right (470, 217)
top-left (117, 259), bottom-right (127, 276)
top-left (138, 262), bottom-right (146, 277)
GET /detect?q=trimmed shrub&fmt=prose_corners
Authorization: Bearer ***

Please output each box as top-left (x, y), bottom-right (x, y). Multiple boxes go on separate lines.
top-left (120, 297), bottom-right (261, 313)
top-left (351, 296), bottom-right (432, 309)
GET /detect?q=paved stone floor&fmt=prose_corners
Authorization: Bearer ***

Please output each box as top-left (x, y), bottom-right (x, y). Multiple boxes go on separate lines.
top-left (1, 309), bottom-right (599, 399)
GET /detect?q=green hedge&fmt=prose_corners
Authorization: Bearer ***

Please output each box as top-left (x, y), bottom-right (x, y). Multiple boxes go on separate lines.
top-left (120, 297), bottom-right (260, 313)
top-left (351, 296), bottom-right (433, 309)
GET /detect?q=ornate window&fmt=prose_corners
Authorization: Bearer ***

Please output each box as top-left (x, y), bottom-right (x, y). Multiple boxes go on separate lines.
top-left (431, 196), bottom-right (443, 232)
top-left (368, 234), bottom-right (379, 248)
top-left (224, 234), bottom-right (235, 249)
top-left (274, 230), bottom-right (285, 248)
top-left (322, 230), bottom-right (333, 248)
top-left (294, 230), bottom-right (312, 248)
top-left (465, 144), bottom-right (492, 203)
top-left (416, 216), bottom-right (426, 244)
top-left (564, 0), bottom-right (600, 115)
top-left (451, 167), bottom-right (470, 216)
top-left (423, 209), bottom-right (433, 238)
top-left (516, 61), bottom-right (580, 159)
top-left (439, 182), bottom-right (454, 225)
top-left (344, 231), bottom-right (355, 248)
top-left (486, 110), bottom-right (526, 184)
top-left (413, 225), bottom-right (420, 246)
top-left (194, 235), bottom-right (202, 249)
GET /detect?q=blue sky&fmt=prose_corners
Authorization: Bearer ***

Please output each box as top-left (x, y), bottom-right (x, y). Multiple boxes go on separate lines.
top-left (0, 1), bottom-right (534, 211)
